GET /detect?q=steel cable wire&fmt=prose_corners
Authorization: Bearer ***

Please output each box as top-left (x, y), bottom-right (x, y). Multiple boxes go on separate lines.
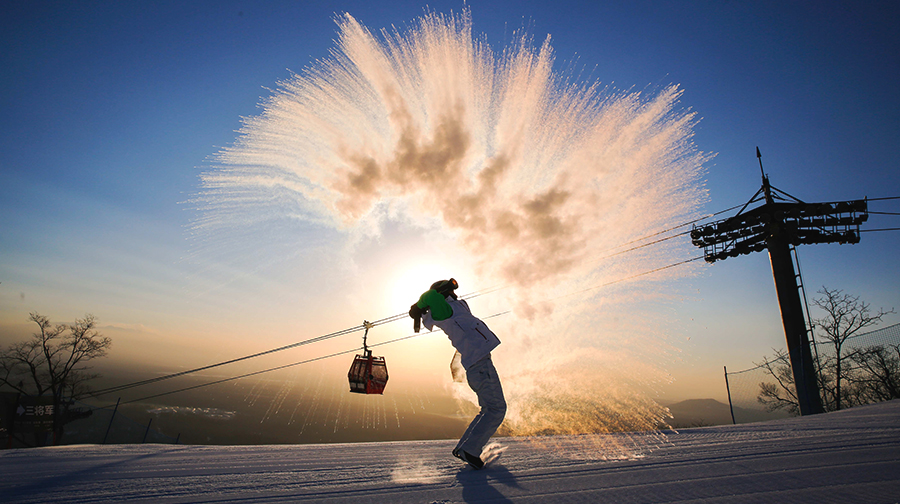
top-left (88, 200), bottom-right (824, 400)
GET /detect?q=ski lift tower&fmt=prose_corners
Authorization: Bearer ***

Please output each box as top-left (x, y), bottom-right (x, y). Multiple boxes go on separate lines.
top-left (691, 149), bottom-right (869, 415)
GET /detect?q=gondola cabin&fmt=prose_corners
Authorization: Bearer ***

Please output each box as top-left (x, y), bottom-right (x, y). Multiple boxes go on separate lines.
top-left (348, 349), bottom-right (388, 394)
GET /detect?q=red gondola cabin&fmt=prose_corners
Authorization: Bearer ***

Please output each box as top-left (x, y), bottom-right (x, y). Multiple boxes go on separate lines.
top-left (348, 349), bottom-right (388, 394)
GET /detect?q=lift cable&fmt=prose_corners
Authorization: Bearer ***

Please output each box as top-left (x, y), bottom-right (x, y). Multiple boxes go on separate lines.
top-left (563, 256), bottom-right (706, 300)
top-left (598, 229), bottom-right (692, 260)
top-left (87, 286), bottom-right (501, 398)
top-left (603, 203), bottom-right (744, 253)
top-left (86, 324), bottom-right (365, 397)
top-left (111, 311), bottom-right (511, 408)
top-left (86, 199), bottom-right (829, 399)
top-left (104, 252), bottom-right (698, 407)
top-left (860, 197), bottom-right (900, 232)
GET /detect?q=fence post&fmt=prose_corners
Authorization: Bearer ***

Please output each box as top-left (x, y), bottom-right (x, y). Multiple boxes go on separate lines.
top-left (102, 398), bottom-right (120, 444)
top-left (724, 366), bottom-right (736, 425)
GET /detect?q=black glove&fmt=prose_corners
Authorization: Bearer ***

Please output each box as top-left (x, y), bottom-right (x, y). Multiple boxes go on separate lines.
top-left (409, 303), bottom-right (424, 333)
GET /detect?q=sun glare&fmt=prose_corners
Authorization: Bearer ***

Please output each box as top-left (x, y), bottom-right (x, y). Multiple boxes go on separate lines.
top-left (388, 263), bottom-right (453, 310)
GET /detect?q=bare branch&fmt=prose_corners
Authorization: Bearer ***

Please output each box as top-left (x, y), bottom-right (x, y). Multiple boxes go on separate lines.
top-left (756, 349), bottom-right (800, 414)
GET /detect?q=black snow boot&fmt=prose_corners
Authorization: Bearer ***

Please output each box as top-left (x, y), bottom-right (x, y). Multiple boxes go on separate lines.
top-left (454, 449), bottom-right (484, 469)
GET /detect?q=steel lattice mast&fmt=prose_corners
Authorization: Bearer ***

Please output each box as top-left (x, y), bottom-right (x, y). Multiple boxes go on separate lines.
top-left (692, 149), bottom-right (869, 415)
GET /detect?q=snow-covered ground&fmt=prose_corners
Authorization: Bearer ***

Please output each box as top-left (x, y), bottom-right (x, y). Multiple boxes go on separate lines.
top-left (2, 400), bottom-right (899, 503)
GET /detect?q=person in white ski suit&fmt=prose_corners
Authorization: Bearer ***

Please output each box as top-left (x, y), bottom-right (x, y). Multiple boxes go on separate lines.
top-left (409, 278), bottom-right (506, 469)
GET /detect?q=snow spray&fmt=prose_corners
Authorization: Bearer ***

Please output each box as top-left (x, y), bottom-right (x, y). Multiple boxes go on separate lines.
top-left (197, 9), bottom-right (709, 437)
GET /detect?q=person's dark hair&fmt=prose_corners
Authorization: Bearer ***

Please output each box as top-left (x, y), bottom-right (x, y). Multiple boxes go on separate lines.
top-left (430, 278), bottom-right (458, 299)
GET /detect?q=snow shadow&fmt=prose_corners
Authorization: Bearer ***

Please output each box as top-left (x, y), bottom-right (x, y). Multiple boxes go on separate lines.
top-left (2, 446), bottom-right (192, 501)
top-left (456, 462), bottom-right (522, 504)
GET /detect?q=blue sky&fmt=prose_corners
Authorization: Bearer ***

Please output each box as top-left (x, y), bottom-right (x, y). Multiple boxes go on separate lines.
top-left (2, 0), bottom-right (899, 404)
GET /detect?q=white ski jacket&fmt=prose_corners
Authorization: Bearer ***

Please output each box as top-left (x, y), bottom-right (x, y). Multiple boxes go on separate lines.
top-left (422, 297), bottom-right (501, 370)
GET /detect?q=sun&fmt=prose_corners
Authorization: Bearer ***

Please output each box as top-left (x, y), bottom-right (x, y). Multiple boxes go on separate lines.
top-left (369, 235), bottom-right (478, 317)
top-left (388, 263), bottom-right (453, 310)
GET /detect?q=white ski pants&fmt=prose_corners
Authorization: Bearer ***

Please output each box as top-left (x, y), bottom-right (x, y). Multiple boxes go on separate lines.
top-left (456, 355), bottom-right (506, 457)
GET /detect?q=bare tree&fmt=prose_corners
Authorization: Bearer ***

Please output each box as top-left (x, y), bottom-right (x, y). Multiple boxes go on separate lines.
top-left (756, 349), bottom-right (800, 414)
top-left (850, 344), bottom-right (900, 403)
top-left (0, 312), bottom-right (111, 444)
top-left (757, 288), bottom-right (897, 414)
top-left (811, 287), bottom-right (894, 410)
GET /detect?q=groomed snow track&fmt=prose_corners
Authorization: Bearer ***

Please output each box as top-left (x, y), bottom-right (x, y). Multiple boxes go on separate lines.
top-left (2, 399), bottom-right (899, 503)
